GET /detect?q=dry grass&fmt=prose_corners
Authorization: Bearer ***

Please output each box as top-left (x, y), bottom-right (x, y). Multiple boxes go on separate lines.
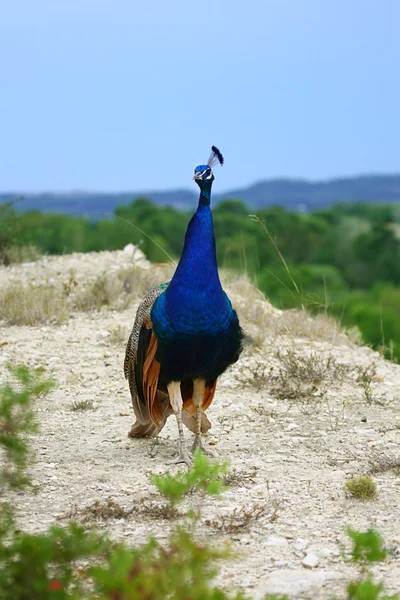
top-left (270, 348), bottom-right (351, 402)
top-left (71, 498), bottom-right (133, 522)
top-left (74, 266), bottom-right (165, 312)
top-left (3, 244), bottom-right (42, 265)
top-left (355, 364), bottom-right (378, 405)
top-left (67, 496), bottom-right (180, 524)
top-left (222, 469), bottom-right (258, 487)
top-left (271, 309), bottom-right (350, 345)
top-left (205, 501), bottom-right (279, 533)
top-left (345, 476), bottom-right (377, 500)
top-left (0, 263), bottom-right (168, 326)
top-left (0, 283), bottom-right (68, 325)
top-left (70, 399), bottom-right (94, 412)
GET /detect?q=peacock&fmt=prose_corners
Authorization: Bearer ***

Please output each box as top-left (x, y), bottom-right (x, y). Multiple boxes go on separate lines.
top-left (124, 146), bottom-right (243, 465)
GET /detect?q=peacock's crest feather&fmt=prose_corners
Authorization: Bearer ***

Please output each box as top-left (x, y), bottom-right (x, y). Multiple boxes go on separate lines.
top-left (208, 145), bottom-right (224, 168)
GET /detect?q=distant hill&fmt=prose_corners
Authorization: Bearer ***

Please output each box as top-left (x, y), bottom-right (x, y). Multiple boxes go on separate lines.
top-left (2, 174), bottom-right (400, 218)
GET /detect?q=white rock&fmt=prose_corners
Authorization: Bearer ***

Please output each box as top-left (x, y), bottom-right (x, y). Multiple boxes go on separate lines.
top-left (257, 569), bottom-right (341, 597)
top-left (294, 538), bottom-right (309, 551)
top-left (266, 535), bottom-right (288, 546)
top-left (302, 553), bottom-right (320, 568)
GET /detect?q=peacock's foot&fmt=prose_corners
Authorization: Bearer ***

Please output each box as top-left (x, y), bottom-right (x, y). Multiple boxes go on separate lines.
top-left (191, 437), bottom-right (216, 458)
top-left (167, 446), bottom-right (193, 467)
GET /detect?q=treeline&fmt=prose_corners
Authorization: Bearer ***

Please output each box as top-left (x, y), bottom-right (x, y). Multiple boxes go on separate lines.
top-left (2, 197), bottom-right (400, 358)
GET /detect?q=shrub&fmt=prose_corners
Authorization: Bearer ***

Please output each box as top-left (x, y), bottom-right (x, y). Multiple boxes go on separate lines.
top-left (345, 476), bottom-right (377, 500)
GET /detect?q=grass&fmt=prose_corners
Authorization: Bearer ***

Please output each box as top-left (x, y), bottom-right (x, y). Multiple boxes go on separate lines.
top-left (345, 476), bottom-right (378, 500)
top-left (356, 364), bottom-right (378, 405)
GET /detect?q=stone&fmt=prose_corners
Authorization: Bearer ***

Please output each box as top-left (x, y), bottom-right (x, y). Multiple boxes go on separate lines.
top-left (302, 553), bottom-right (320, 568)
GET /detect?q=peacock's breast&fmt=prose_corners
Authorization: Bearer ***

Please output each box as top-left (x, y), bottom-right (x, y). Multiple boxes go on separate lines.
top-left (151, 287), bottom-right (234, 341)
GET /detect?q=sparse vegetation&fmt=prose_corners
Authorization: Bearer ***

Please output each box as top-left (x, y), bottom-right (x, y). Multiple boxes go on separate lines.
top-left (70, 399), bottom-right (95, 412)
top-left (345, 476), bottom-right (378, 500)
top-left (0, 365), bottom-right (398, 599)
top-left (356, 364), bottom-right (378, 405)
top-left (0, 283), bottom-right (68, 325)
top-left (205, 501), bottom-right (279, 533)
top-left (107, 324), bottom-right (128, 345)
top-left (368, 450), bottom-right (400, 476)
top-left (75, 498), bottom-right (132, 521)
top-left (269, 348), bottom-right (351, 408)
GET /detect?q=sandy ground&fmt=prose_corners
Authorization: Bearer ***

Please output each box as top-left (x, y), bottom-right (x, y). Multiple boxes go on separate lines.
top-left (1, 250), bottom-right (400, 599)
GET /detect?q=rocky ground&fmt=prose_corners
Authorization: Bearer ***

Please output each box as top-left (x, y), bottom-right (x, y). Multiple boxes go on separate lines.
top-left (1, 249), bottom-right (400, 599)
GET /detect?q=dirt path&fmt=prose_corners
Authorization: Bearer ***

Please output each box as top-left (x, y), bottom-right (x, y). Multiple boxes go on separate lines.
top-left (1, 251), bottom-right (400, 599)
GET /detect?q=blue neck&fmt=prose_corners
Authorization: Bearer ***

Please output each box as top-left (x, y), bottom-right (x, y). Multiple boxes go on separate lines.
top-left (198, 185), bottom-right (211, 206)
top-left (166, 185), bottom-right (223, 298)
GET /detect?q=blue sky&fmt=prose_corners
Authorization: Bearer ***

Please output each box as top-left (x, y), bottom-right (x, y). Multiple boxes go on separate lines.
top-left (1, 0), bottom-right (399, 192)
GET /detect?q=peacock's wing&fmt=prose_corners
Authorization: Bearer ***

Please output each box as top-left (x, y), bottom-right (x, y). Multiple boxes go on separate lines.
top-left (124, 282), bottom-right (170, 437)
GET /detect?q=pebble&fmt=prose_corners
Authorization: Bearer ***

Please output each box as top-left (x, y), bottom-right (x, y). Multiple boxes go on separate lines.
top-left (302, 553), bottom-right (320, 568)
top-left (294, 538), bottom-right (309, 551)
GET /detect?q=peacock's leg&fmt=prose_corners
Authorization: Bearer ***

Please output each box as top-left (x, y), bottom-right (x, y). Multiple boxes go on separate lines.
top-left (167, 381), bottom-right (193, 466)
top-left (191, 379), bottom-right (216, 456)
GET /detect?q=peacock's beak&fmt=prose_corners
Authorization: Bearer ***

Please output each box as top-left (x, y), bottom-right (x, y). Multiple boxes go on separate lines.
top-left (193, 173), bottom-right (202, 181)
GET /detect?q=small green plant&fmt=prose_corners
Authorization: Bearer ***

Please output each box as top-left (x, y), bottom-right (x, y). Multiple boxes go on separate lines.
top-left (346, 528), bottom-right (398, 600)
top-left (348, 529), bottom-right (387, 564)
top-left (345, 476), bottom-right (377, 500)
top-left (151, 450), bottom-right (228, 505)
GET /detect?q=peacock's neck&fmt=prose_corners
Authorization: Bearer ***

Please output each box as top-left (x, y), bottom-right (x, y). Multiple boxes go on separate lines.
top-left (166, 186), bottom-right (223, 296)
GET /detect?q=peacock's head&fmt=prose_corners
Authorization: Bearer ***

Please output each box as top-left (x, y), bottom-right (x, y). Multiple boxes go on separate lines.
top-left (193, 146), bottom-right (224, 189)
top-left (193, 164), bottom-right (214, 186)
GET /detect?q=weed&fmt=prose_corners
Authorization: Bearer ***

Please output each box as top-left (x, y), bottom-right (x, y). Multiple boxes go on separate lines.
top-left (345, 476), bottom-right (377, 500)
top-left (70, 399), bottom-right (94, 412)
top-left (222, 469), bottom-right (258, 487)
top-left (205, 501), bottom-right (279, 533)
